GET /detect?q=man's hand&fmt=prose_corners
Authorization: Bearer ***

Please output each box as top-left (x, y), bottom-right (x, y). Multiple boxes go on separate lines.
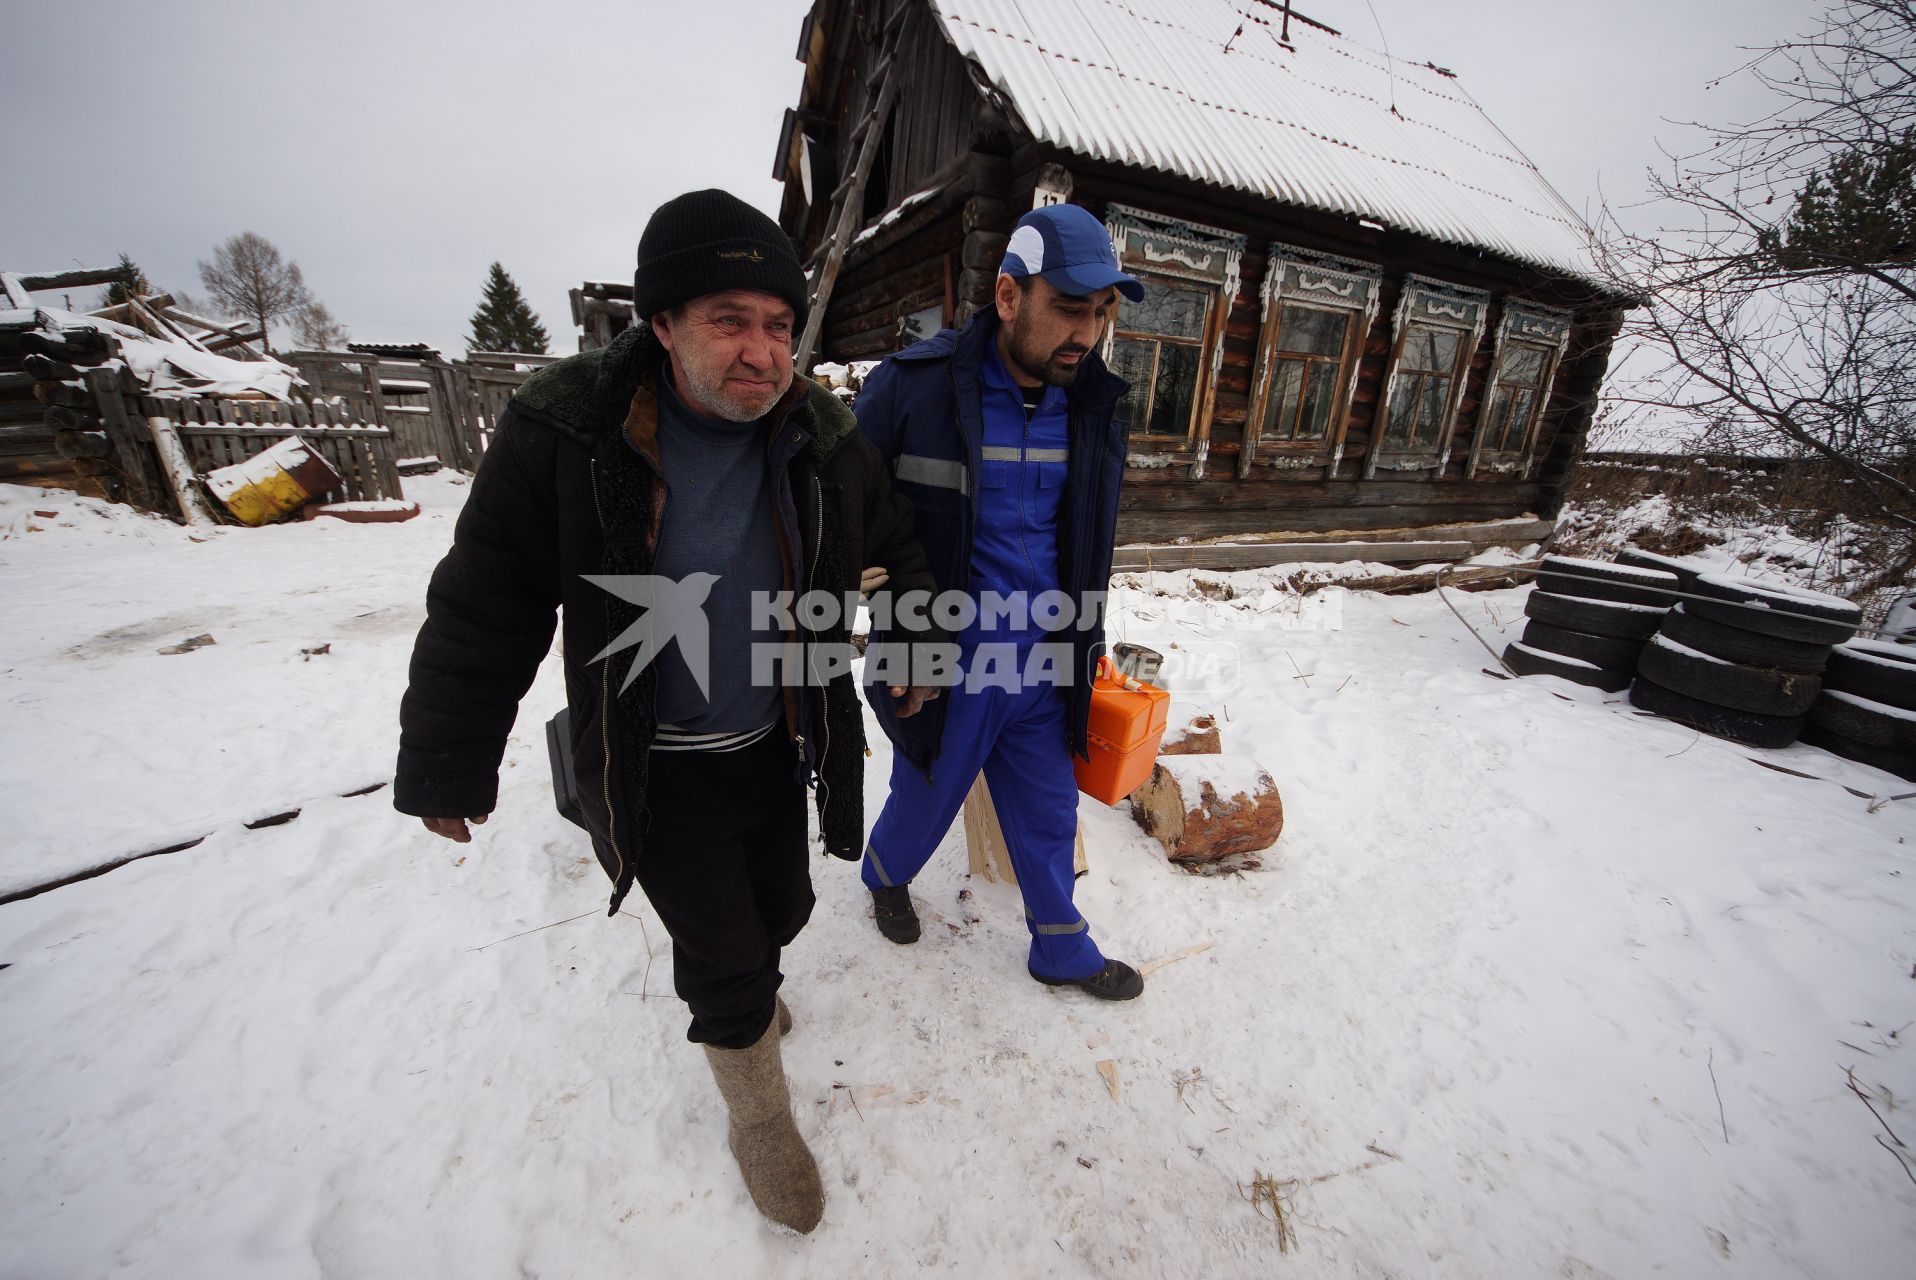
top-left (422, 814), bottom-right (488, 843)
top-left (889, 685), bottom-right (941, 718)
top-left (859, 564), bottom-right (890, 600)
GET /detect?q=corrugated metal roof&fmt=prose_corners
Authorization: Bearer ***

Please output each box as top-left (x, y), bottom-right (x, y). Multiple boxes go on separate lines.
top-left (928, 0), bottom-right (1603, 286)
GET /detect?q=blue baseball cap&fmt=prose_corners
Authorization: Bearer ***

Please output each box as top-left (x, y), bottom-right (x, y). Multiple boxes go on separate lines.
top-left (1000, 204), bottom-right (1145, 302)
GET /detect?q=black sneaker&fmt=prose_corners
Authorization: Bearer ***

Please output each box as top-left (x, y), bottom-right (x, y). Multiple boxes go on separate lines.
top-left (870, 884), bottom-right (920, 944)
top-left (1029, 959), bottom-right (1144, 1001)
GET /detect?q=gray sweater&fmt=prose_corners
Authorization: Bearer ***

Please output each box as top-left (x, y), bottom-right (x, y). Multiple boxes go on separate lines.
top-left (637, 374), bottom-right (784, 747)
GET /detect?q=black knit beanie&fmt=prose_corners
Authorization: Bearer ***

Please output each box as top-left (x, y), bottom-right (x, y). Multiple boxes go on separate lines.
top-left (634, 189), bottom-right (809, 329)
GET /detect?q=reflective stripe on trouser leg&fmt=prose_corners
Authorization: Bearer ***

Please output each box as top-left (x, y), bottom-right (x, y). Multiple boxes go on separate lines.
top-left (861, 676), bottom-right (1008, 894)
top-left (862, 842), bottom-right (898, 888)
top-left (981, 683), bottom-right (1104, 980)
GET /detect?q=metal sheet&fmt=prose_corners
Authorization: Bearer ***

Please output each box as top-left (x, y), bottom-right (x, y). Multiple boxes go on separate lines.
top-left (929, 0), bottom-right (1602, 286)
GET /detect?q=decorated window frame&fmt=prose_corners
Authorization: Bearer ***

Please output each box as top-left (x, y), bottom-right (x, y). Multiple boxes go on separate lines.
top-left (1366, 275), bottom-right (1491, 478)
top-left (1465, 303), bottom-right (1573, 478)
top-left (1244, 244), bottom-right (1382, 476)
top-left (1100, 204), bottom-right (1245, 478)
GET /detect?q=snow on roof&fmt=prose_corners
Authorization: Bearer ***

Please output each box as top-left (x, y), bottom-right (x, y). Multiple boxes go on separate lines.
top-left (28, 306), bottom-right (297, 399)
top-left (928, 0), bottom-right (1604, 286)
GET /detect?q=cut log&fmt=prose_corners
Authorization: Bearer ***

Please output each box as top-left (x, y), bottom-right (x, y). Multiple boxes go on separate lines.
top-left (17, 267), bottom-right (134, 292)
top-left (18, 333), bottom-right (111, 366)
top-left (1159, 714), bottom-right (1222, 756)
top-left (55, 429), bottom-right (112, 459)
top-left (33, 379), bottom-right (94, 409)
top-left (1130, 754), bottom-right (1283, 863)
top-left (21, 354), bottom-right (83, 382)
top-left (963, 774), bottom-right (1088, 884)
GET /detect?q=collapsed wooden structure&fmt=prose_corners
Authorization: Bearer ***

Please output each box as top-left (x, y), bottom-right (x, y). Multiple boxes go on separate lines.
top-left (4, 261), bottom-right (555, 524)
top-left (774, 0), bottom-right (1635, 555)
top-left (1, 264), bottom-right (271, 495)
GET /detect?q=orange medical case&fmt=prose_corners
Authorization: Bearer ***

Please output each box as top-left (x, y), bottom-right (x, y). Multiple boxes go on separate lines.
top-left (1073, 657), bottom-right (1171, 805)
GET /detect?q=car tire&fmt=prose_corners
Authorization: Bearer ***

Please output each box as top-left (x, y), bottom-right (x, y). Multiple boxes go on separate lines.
top-left (1636, 634), bottom-right (1823, 716)
top-left (1799, 721), bottom-right (1916, 783)
top-left (1657, 603), bottom-right (1832, 674)
top-left (1627, 676), bottom-right (1805, 748)
top-left (1521, 620), bottom-right (1644, 672)
top-left (1504, 641), bottom-right (1632, 692)
top-left (1806, 689), bottom-right (1916, 751)
top-left (1524, 589), bottom-right (1667, 641)
top-left (1614, 548), bottom-right (1706, 594)
top-left (1687, 574), bottom-right (1862, 646)
top-left (1825, 641), bottom-right (1916, 711)
top-left (1535, 555), bottom-right (1680, 607)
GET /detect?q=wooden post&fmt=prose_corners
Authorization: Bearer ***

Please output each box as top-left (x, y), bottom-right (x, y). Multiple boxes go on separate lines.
top-left (371, 431), bottom-right (404, 501)
top-left (142, 410), bottom-right (217, 526)
top-left (963, 775), bottom-right (1089, 884)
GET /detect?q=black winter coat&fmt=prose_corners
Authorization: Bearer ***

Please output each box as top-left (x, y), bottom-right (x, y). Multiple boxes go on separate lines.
top-left (393, 324), bottom-right (942, 914)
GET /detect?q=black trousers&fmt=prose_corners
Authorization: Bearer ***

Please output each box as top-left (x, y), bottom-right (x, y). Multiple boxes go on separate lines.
top-left (631, 728), bottom-right (813, 1049)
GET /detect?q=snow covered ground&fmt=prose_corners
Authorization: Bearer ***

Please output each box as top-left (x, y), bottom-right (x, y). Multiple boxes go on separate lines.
top-left (1556, 488), bottom-right (1902, 626)
top-left (2, 477), bottom-right (1912, 1278)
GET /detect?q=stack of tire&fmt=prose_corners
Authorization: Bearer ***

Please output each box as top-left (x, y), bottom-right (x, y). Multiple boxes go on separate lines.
top-left (1802, 641), bottom-right (1916, 780)
top-left (1630, 574), bottom-right (1862, 748)
top-left (1504, 553), bottom-right (1681, 692)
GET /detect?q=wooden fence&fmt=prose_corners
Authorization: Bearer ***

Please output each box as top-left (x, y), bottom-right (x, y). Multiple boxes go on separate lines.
top-left (150, 396), bottom-right (404, 505)
top-left (88, 379), bottom-right (408, 514)
top-left (70, 345), bottom-right (563, 521)
top-left (283, 349), bottom-right (557, 473)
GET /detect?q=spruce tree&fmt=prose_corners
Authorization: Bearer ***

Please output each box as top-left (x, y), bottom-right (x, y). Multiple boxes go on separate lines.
top-left (466, 262), bottom-right (550, 355)
top-left (101, 252), bottom-right (151, 307)
top-left (1762, 127), bottom-right (1916, 271)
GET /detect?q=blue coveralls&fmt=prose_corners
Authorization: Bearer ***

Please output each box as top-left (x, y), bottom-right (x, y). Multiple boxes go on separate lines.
top-left (861, 340), bottom-right (1107, 981)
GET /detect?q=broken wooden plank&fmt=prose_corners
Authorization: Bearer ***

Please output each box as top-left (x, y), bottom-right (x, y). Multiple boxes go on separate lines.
top-left (1140, 942), bottom-right (1215, 976)
top-left (1112, 540), bottom-right (1473, 572)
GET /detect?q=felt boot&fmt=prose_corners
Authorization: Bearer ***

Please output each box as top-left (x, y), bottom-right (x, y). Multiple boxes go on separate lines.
top-left (702, 1023), bottom-right (824, 1233)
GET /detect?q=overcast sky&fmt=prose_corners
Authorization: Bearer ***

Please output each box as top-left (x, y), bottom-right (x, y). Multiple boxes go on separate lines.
top-left (1, 0), bottom-right (1816, 358)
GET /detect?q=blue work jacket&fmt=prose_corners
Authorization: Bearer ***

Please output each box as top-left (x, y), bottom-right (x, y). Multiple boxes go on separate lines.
top-left (852, 307), bottom-right (1129, 774)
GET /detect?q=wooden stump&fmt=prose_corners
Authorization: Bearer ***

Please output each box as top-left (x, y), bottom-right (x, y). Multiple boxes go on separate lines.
top-left (1130, 754), bottom-right (1283, 864)
top-left (1159, 714), bottom-right (1222, 756)
top-left (963, 774), bottom-right (1088, 884)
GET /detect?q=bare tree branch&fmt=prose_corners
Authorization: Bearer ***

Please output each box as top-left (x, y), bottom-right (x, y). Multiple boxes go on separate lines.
top-left (197, 232), bottom-right (313, 354)
top-left (1592, 0), bottom-right (1916, 557)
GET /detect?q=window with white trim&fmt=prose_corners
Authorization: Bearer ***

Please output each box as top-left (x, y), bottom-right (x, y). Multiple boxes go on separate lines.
top-left (1467, 304), bottom-right (1572, 477)
top-left (1246, 248), bottom-right (1381, 473)
top-left (1367, 277), bottom-right (1489, 476)
top-left (1101, 205), bottom-right (1244, 474)
top-left (1108, 282), bottom-right (1211, 441)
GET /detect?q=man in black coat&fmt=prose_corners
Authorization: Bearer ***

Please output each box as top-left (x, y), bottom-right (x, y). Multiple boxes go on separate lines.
top-left (393, 189), bottom-right (942, 1234)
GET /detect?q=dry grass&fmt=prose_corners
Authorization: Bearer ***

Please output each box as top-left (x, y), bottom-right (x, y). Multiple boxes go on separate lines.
top-left (1240, 1172), bottom-right (1299, 1253)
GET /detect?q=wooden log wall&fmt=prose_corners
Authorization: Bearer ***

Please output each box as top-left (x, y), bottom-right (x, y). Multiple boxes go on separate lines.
top-left (816, 149), bottom-right (1015, 363)
top-left (1044, 157), bottom-right (1630, 541)
top-left (0, 323), bottom-right (96, 492)
top-left (779, 6), bottom-right (1635, 543)
top-left (782, 0), bottom-right (984, 257)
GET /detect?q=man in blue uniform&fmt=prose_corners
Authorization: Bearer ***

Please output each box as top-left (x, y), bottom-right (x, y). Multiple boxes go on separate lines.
top-left (852, 202), bottom-right (1145, 1000)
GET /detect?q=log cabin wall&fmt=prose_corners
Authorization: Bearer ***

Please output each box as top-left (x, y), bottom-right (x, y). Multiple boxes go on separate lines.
top-left (778, 0), bottom-right (984, 266)
top-left (1004, 151), bottom-right (1627, 541)
top-left (815, 148), bottom-right (1014, 362)
top-left (780, 1), bottom-right (1633, 542)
